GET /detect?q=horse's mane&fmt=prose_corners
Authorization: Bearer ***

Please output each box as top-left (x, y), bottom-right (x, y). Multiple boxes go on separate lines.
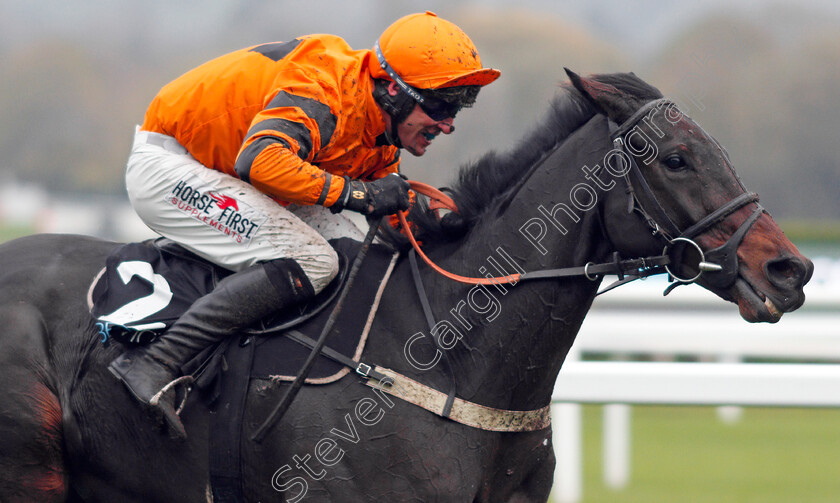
top-left (407, 72), bottom-right (663, 245)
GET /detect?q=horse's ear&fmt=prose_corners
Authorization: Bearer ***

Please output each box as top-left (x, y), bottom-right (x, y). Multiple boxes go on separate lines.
top-left (564, 68), bottom-right (636, 123)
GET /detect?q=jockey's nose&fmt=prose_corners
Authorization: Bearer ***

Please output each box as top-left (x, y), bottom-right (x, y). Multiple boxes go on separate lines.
top-left (437, 119), bottom-right (455, 135)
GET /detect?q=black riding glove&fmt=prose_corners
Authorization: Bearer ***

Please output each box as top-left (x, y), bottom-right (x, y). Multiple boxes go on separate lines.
top-left (331, 174), bottom-right (411, 217)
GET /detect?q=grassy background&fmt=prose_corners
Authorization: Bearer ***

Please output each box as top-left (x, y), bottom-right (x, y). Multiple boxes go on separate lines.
top-left (0, 225), bottom-right (35, 243)
top-left (552, 405), bottom-right (840, 503)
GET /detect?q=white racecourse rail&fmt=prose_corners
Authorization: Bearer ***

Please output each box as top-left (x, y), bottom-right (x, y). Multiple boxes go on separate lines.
top-left (549, 267), bottom-right (840, 503)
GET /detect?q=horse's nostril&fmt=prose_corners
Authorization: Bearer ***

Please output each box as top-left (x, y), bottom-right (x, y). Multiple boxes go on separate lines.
top-left (765, 257), bottom-right (809, 289)
top-left (768, 259), bottom-right (797, 279)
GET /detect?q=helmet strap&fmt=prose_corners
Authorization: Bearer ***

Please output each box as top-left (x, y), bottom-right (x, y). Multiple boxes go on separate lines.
top-left (384, 124), bottom-right (401, 148)
top-left (374, 40), bottom-right (426, 104)
top-left (372, 78), bottom-right (415, 147)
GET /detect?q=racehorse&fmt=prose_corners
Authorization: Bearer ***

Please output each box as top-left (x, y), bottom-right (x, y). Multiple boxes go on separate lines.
top-left (0, 70), bottom-right (812, 502)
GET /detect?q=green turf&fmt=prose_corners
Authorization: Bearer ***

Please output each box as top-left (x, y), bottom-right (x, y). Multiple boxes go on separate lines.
top-left (0, 225), bottom-right (34, 243)
top-left (551, 405), bottom-right (840, 503)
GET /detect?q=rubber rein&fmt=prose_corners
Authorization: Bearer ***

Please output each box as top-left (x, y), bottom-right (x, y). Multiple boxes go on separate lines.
top-left (400, 181), bottom-right (670, 293)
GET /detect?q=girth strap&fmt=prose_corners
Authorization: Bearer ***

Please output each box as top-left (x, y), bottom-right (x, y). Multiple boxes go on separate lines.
top-left (408, 249), bottom-right (458, 418)
top-left (210, 339), bottom-right (254, 503)
top-left (364, 366), bottom-right (552, 432)
top-left (282, 329), bottom-right (390, 383)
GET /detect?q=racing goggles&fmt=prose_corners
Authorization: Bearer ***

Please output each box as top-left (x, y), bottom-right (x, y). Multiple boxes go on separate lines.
top-left (374, 40), bottom-right (462, 121)
top-left (416, 92), bottom-right (462, 121)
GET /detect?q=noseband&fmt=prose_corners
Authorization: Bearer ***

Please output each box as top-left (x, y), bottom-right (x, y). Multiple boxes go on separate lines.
top-left (611, 98), bottom-right (765, 291)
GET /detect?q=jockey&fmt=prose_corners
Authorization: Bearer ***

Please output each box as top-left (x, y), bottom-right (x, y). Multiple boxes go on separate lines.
top-left (108, 11), bottom-right (500, 438)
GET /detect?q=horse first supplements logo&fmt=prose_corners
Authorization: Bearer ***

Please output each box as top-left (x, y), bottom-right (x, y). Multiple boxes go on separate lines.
top-left (166, 178), bottom-right (265, 244)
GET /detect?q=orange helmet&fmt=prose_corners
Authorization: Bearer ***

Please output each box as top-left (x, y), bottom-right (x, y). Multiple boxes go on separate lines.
top-left (371, 11), bottom-right (500, 92)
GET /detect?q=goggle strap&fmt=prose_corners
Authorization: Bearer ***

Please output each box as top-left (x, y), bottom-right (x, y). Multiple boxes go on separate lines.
top-left (374, 40), bottom-right (425, 104)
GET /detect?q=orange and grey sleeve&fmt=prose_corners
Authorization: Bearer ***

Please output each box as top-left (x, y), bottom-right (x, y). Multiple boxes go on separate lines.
top-left (365, 148), bottom-right (401, 181)
top-left (234, 91), bottom-right (345, 206)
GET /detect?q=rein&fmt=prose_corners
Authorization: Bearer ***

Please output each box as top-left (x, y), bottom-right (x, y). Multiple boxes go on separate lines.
top-left (403, 98), bottom-right (765, 294)
top-left (401, 183), bottom-right (671, 292)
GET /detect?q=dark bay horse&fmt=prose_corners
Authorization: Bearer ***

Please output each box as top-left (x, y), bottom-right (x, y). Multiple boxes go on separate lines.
top-left (0, 71), bottom-right (812, 502)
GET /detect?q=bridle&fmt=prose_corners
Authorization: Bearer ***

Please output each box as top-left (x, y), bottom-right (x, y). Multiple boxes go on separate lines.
top-left (400, 98), bottom-right (765, 294)
top-left (611, 98), bottom-right (765, 291)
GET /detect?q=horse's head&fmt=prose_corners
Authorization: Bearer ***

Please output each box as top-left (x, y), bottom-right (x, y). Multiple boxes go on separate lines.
top-left (566, 69), bottom-right (813, 322)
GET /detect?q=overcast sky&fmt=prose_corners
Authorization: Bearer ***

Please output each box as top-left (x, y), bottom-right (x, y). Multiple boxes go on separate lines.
top-left (4, 0), bottom-right (838, 55)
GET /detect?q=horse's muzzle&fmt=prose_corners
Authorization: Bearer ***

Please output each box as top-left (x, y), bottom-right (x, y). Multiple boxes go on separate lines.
top-left (764, 255), bottom-right (814, 312)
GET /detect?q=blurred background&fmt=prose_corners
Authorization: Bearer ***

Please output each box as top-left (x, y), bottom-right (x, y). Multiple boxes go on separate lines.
top-left (1, 0), bottom-right (839, 245)
top-left (2, 1), bottom-right (838, 501)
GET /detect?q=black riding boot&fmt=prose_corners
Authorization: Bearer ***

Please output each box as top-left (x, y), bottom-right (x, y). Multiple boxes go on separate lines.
top-left (108, 258), bottom-right (315, 439)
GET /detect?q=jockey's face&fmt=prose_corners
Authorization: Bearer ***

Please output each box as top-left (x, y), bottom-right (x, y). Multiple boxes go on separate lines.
top-left (378, 81), bottom-right (456, 157)
top-left (396, 104), bottom-right (455, 157)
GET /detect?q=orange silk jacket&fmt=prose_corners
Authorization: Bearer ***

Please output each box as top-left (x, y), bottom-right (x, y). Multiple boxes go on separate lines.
top-left (141, 35), bottom-right (400, 208)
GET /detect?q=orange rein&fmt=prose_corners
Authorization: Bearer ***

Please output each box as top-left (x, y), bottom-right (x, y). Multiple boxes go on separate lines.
top-left (399, 181), bottom-right (522, 286)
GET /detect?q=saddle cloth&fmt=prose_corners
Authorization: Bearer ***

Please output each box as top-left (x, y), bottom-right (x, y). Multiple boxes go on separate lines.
top-left (89, 237), bottom-right (400, 384)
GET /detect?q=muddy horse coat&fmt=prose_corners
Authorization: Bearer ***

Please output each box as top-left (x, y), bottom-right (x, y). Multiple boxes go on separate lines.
top-left (0, 71), bottom-right (812, 502)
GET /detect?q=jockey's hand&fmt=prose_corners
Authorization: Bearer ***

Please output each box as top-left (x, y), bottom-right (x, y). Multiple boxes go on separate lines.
top-left (334, 174), bottom-right (411, 217)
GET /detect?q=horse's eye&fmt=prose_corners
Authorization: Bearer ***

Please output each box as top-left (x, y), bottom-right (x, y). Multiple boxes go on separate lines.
top-left (664, 154), bottom-right (686, 170)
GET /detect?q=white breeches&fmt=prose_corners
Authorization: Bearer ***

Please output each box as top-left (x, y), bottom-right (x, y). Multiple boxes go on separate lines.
top-left (125, 127), bottom-right (364, 294)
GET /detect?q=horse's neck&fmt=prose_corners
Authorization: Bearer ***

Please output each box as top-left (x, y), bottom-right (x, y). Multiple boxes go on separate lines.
top-left (418, 115), bottom-right (615, 410)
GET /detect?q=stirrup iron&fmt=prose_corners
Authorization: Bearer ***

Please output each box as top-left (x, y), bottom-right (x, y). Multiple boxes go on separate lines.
top-left (149, 375), bottom-right (194, 415)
